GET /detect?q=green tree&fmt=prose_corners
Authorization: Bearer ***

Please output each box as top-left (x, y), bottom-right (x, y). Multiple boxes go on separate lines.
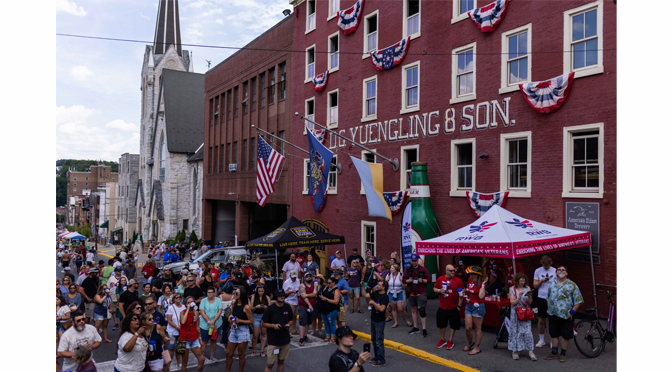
top-left (188, 230), bottom-right (198, 244)
top-left (132, 231), bottom-right (138, 243)
top-left (56, 213), bottom-right (65, 223)
top-left (79, 224), bottom-right (92, 238)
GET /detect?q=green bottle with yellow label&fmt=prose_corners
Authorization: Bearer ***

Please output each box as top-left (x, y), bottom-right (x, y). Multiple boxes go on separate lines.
top-left (409, 162), bottom-right (439, 299)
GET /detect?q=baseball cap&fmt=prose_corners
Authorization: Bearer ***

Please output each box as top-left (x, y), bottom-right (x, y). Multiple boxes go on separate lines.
top-left (335, 326), bottom-right (358, 344)
top-left (410, 254), bottom-right (419, 261)
top-left (64, 266), bottom-right (71, 271)
top-left (304, 272), bottom-right (313, 278)
top-left (114, 267), bottom-right (122, 272)
top-left (289, 270), bottom-right (298, 278)
top-left (333, 269), bottom-right (343, 275)
top-left (180, 269), bottom-right (189, 276)
top-left (128, 279), bottom-right (137, 285)
top-left (235, 273), bottom-right (243, 280)
top-left (352, 247), bottom-right (358, 251)
top-left (88, 267), bottom-right (99, 273)
top-left (163, 266), bottom-right (171, 271)
top-left (274, 289), bottom-right (286, 298)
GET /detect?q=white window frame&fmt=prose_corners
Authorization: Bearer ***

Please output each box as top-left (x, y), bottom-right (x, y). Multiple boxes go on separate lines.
top-left (360, 150), bottom-right (377, 194)
top-left (500, 131), bottom-right (532, 198)
top-left (450, 42), bottom-right (477, 104)
top-left (303, 97), bottom-right (316, 135)
top-left (401, 60), bottom-right (420, 114)
top-left (361, 75), bottom-right (378, 122)
top-left (305, 44), bottom-right (316, 84)
top-left (562, 123), bottom-right (604, 198)
top-left (328, 154), bottom-right (338, 194)
top-left (327, 88), bottom-right (339, 129)
top-left (361, 220), bottom-right (376, 257)
top-left (450, 138), bottom-right (476, 197)
top-left (452, 0), bottom-right (477, 24)
top-left (328, 0), bottom-right (340, 21)
top-left (306, 0), bottom-right (316, 34)
top-left (403, 0), bottom-right (421, 40)
top-left (362, 10), bottom-right (379, 59)
top-left (499, 23), bottom-right (532, 94)
top-left (563, 0), bottom-right (604, 79)
top-left (328, 31), bottom-right (340, 73)
top-left (303, 159), bottom-right (310, 195)
top-left (400, 144), bottom-right (419, 191)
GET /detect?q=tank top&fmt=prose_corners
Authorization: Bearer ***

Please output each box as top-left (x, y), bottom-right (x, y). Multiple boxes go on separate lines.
top-left (200, 276), bottom-right (213, 292)
top-left (231, 303), bottom-right (248, 321)
top-left (321, 286), bottom-right (339, 314)
top-left (94, 294), bottom-right (111, 315)
top-left (347, 267), bottom-right (361, 288)
top-left (298, 282), bottom-right (316, 308)
top-left (386, 272), bottom-right (403, 294)
top-left (252, 295), bottom-right (269, 314)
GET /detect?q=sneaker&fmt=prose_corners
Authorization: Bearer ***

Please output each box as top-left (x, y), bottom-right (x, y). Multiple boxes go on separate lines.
top-left (559, 354), bottom-right (567, 362)
top-left (445, 341), bottom-right (455, 350)
top-left (544, 353), bottom-right (559, 360)
top-left (436, 339), bottom-right (447, 348)
top-left (535, 339), bottom-right (546, 348)
top-left (529, 351), bottom-right (537, 361)
top-left (372, 361), bottom-right (386, 367)
top-left (512, 352), bottom-right (519, 360)
top-left (422, 329), bottom-right (428, 338)
top-left (408, 327), bottom-right (420, 335)
top-left (112, 324), bottom-right (119, 330)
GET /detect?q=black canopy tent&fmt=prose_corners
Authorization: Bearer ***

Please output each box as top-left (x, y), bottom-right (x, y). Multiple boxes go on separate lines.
top-left (246, 216), bottom-right (345, 286)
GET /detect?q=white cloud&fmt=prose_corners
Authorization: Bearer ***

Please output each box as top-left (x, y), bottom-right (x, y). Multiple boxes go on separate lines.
top-left (71, 66), bottom-right (93, 81)
top-left (200, 9), bottom-right (223, 17)
top-left (56, 0), bottom-right (87, 16)
top-left (105, 119), bottom-right (139, 131)
top-left (215, 19), bottom-right (224, 25)
top-left (56, 105), bottom-right (96, 125)
top-left (184, 0), bottom-right (209, 9)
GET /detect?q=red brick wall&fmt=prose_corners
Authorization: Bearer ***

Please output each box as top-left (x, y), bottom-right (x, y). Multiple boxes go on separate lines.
top-left (289, 0), bottom-right (616, 312)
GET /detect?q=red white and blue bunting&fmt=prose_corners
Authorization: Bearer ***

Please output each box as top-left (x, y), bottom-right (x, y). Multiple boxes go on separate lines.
top-left (466, 191), bottom-right (509, 217)
top-left (337, 0), bottom-right (364, 35)
top-left (519, 72), bottom-right (575, 114)
top-left (468, 0), bottom-right (510, 32)
top-left (312, 71), bottom-right (329, 92)
top-left (370, 36), bottom-right (411, 71)
top-left (383, 191), bottom-right (408, 215)
top-left (311, 128), bottom-right (326, 144)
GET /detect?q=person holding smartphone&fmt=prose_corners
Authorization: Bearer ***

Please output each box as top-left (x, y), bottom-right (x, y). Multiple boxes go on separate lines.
top-left (262, 289), bottom-right (294, 372)
top-left (403, 254), bottom-right (430, 338)
top-left (365, 280), bottom-right (389, 367)
top-left (329, 326), bottom-right (371, 372)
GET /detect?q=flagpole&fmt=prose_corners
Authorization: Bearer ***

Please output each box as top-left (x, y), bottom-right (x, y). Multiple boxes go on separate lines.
top-left (295, 113), bottom-right (400, 172)
top-left (253, 125), bottom-right (342, 174)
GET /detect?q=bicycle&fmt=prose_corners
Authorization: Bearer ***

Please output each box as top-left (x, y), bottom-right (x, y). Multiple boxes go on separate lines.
top-left (573, 289), bottom-right (616, 358)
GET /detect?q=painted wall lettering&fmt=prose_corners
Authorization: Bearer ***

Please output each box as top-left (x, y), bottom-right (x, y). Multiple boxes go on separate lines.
top-left (461, 104), bottom-right (474, 132)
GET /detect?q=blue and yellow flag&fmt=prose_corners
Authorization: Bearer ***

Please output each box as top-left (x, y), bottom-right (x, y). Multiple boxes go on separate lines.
top-left (307, 129), bottom-right (334, 212)
top-left (350, 156), bottom-right (392, 221)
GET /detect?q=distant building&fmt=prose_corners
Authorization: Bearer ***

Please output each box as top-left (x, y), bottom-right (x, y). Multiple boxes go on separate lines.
top-left (115, 153), bottom-right (139, 242)
top-left (65, 164), bottom-right (118, 225)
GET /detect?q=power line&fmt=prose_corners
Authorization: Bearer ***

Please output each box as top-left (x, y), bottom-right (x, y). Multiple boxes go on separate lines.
top-left (56, 33), bottom-right (616, 56)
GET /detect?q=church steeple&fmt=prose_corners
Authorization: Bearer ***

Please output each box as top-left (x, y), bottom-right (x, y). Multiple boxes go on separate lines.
top-left (153, 0), bottom-right (182, 56)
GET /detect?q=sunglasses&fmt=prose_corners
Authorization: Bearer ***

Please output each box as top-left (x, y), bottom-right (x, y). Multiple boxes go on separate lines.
top-left (131, 317), bottom-right (139, 322)
top-left (447, 270), bottom-right (456, 272)
top-left (556, 268), bottom-right (567, 272)
top-left (74, 318), bottom-right (86, 323)
top-left (145, 302), bottom-right (155, 306)
top-left (135, 306), bottom-right (143, 310)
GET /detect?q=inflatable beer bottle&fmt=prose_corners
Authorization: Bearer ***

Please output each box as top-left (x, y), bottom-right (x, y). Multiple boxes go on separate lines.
top-left (410, 162), bottom-right (439, 299)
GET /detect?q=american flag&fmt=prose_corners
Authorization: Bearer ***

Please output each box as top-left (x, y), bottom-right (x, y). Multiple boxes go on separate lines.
top-left (519, 72), bottom-right (575, 114)
top-left (468, 0), bottom-right (510, 33)
top-left (383, 191), bottom-right (408, 215)
top-left (256, 136), bottom-right (285, 207)
top-left (312, 71), bottom-right (329, 92)
top-left (370, 36), bottom-right (411, 71)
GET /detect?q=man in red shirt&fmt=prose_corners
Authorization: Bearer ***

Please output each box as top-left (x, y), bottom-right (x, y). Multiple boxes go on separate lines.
top-left (403, 254), bottom-right (431, 338)
top-left (141, 260), bottom-right (156, 279)
top-left (506, 260), bottom-right (525, 287)
top-left (433, 264), bottom-right (464, 350)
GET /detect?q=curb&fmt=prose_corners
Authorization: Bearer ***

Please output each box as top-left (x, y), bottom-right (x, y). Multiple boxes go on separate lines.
top-left (352, 330), bottom-right (481, 372)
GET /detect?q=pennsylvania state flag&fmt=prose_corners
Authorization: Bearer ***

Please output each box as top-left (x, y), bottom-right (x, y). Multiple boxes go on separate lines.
top-left (307, 129), bottom-right (334, 212)
top-left (350, 156), bottom-right (392, 221)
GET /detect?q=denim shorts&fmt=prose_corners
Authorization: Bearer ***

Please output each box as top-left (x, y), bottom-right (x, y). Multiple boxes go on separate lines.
top-left (93, 312), bottom-right (107, 321)
top-left (297, 307), bottom-right (314, 326)
top-left (167, 333), bottom-right (180, 349)
top-left (388, 291), bottom-right (404, 303)
top-left (228, 325), bottom-right (251, 344)
top-left (186, 339), bottom-right (201, 349)
top-left (464, 303), bottom-right (486, 318)
top-left (252, 313), bottom-right (263, 327)
top-left (350, 287), bottom-right (361, 295)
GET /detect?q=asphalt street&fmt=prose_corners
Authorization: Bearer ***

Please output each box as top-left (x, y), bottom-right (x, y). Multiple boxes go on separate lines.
top-left (56, 249), bottom-right (616, 372)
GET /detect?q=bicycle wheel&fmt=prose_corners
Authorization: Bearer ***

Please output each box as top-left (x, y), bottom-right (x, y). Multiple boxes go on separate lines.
top-left (574, 320), bottom-right (605, 358)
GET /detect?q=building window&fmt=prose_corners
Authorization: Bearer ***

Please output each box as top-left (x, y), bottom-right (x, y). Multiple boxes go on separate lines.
top-left (74, 177), bottom-right (77, 180)
top-left (563, 123), bottom-right (604, 198)
top-left (214, 146), bottom-right (219, 173)
top-left (328, 155), bottom-right (338, 194)
top-left (208, 146), bottom-right (213, 174)
top-left (362, 76), bottom-right (377, 121)
top-left (233, 141), bottom-right (238, 165)
top-left (306, 0), bottom-right (316, 33)
top-left (242, 82), bottom-right (248, 115)
top-left (400, 145), bottom-right (418, 190)
top-left (452, 0), bottom-right (476, 24)
top-left (279, 62), bottom-right (287, 100)
top-left (159, 132), bottom-right (167, 182)
top-left (327, 89), bottom-right (339, 129)
top-left (279, 131), bottom-right (285, 156)
top-left (250, 137), bottom-right (256, 170)
top-left (233, 86), bottom-right (239, 117)
top-left (220, 144), bottom-right (224, 172)
top-left (361, 221), bottom-right (376, 256)
top-left (304, 98), bottom-right (315, 133)
top-left (450, 138), bottom-right (475, 196)
top-left (305, 45), bottom-right (316, 82)
top-left (268, 67), bottom-right (276, 104)
top-left (209, 98), bottom-right (214, 126)
top-left (214, 96), bottom-right (220, 124)
top-left (451, 42), bottom-right (477, 104)
top-left (259, 73), bottom-right (266, 108)
top-left (73, 188), bottom-right (76, 192)
top-left (500, 24), bottom-right (532, 94)
top-left (403, 0), bottom-right (421, 39)
top-left (360, 151), bottom-right (376, 194)
top-left (303, 159), bottom-right (310, 194)
top-left (363, 11), bottom-right (378, 57)
top-left (227, 89), bottom-right (232, 119)
top-left (328, 33), bottom-right (339, 72)
top-left (86, 177), bottom-right (88, 180)
top-left (401, 61), bottom-right (420, 114)
top-left (251, 77), bottom-right (257, 111)
top-left (500, 131), bottom-right (532, 198)
top-left (242, 139), bottom-right (247, 171)
top-left (329, 0), bottom-right (340, 18)
top-left (564, 1), bottom-right (603, 78)
top-left (226, 143), bottom-right (231, 171)
top-left (74, 183), bottom-right (77, 186)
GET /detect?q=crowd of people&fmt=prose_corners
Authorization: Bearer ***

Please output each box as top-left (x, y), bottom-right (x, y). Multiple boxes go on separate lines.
top-left (56, 238), bottom-right (585, 371)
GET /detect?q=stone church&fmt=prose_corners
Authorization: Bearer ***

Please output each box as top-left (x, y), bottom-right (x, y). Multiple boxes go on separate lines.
top-left (136, 0), bottom-right (204, 242)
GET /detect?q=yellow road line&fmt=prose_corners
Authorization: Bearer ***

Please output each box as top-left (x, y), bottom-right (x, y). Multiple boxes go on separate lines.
top-left (352, 330), bottom-right (481, 372)
top-left (96, 251), bottom-right (143, 268)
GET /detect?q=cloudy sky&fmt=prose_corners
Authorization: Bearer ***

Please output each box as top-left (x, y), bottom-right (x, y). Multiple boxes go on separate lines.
top-left (56, 0), bottom-right (291, 162)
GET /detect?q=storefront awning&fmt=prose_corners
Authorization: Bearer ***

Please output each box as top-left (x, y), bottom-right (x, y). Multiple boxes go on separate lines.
top-left (100, 220), bottom-right (109, 228)
top-left (111, 227), bottom-right (123, 233)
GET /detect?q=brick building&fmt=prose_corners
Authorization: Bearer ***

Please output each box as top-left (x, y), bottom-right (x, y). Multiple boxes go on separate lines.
top-left (288, 0), bottom-right (616, 312)
top-left (202, 15), bottom-right (294, 244)
top-left (65, 164), bottom-right (118, 224)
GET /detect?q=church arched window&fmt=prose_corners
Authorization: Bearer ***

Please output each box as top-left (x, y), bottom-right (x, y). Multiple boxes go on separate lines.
top-left (159, 132), bottom-right (167, 183)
